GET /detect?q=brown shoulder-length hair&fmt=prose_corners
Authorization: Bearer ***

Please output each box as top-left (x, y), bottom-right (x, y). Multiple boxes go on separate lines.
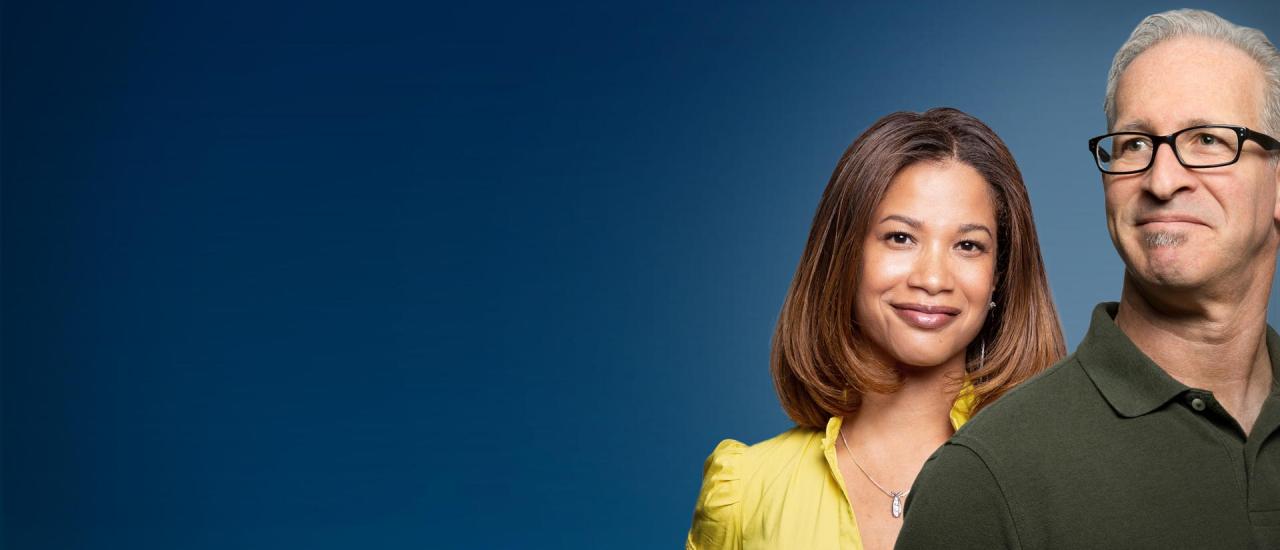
top-left (772, 107), bottom-right (1066, 429)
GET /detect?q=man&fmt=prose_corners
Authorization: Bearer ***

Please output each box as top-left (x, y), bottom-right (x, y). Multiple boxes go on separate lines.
top-left (896, 9), bottom-right (1280, 549)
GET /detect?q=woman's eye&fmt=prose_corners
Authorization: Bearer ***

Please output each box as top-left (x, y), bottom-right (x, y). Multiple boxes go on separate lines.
top-left (886, 232), bottom-right (913, 245)
top-left (957, 241), bottom-right (986, 253)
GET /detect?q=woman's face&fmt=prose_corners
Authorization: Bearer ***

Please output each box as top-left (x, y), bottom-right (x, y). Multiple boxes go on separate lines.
top-left (855, 160), bottom-right (998, 370)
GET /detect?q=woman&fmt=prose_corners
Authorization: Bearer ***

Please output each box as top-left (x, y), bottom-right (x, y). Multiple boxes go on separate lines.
top-left (686, 108), bottom-right (1066, 550)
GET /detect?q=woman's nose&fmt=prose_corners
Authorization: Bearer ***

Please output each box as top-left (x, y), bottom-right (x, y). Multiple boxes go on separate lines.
top-left (906, 246), bottom-right (953, 295)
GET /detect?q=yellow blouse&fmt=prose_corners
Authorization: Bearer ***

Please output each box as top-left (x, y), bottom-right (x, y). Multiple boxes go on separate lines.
top-left (686, 390), bottom-right (975, 550)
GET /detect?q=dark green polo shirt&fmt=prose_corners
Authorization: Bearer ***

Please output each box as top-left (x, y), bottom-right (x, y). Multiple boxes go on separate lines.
top-left (897, 303), bottom-right (1280, 549)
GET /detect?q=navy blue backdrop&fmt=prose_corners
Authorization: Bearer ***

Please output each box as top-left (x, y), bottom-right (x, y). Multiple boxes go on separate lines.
top-left (4, 1), bottom-right (1279, 548)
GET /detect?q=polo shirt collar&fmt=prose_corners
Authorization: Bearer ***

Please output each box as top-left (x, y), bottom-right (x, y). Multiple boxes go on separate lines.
top-left (1077, 302), bottom-right (1280, 418)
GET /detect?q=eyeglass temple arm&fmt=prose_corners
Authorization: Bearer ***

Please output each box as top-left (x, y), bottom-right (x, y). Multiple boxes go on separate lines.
top-left (1245, 128), bottom-right (1280, 151)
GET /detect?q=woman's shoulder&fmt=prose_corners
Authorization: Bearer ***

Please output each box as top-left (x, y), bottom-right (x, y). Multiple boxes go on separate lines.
top-left (701, 425), bottom-right (827, 482)
top-left (687, 425), bottom-right (829, 549)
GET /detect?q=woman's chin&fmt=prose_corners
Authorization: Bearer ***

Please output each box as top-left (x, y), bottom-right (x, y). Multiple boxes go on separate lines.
top-left (887, 347), bottom-right (966, 370)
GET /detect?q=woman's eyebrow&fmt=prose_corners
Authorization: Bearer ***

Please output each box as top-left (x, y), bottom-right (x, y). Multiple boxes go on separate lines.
top-left (879, 214), bottom-right (921, 228)
top-left (958, 223), bottom-right (993, 237)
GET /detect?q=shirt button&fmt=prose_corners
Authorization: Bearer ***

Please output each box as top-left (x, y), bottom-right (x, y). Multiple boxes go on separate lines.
top-left (1190, 397), bottom-right (1206, 411)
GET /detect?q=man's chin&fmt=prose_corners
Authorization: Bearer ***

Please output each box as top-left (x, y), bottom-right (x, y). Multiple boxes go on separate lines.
top-left (1128, 258), bottom-right (1203, 290)
top-left (1123, 238), bottom-right (1200, 282)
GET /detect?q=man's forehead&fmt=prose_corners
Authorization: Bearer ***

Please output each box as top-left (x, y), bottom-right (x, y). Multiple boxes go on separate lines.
top-left (1113, 36), bottom-right (1266, 131)
top-left (1116, 118), bottom-right (1216, 133)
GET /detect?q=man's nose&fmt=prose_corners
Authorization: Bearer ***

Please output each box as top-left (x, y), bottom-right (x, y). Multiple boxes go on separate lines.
top-left (1144, 142), bottom-right (1197, 200)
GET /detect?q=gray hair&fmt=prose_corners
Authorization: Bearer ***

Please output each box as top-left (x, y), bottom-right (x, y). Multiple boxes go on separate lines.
top-left (1103, 9), bottom-right (1280, 137)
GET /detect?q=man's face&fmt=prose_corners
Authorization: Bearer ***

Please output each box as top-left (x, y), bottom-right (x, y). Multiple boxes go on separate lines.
top-left (1106, 36), bottom-right (1280, 293)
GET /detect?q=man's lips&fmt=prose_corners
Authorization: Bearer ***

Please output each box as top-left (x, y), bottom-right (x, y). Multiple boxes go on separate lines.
top-left (1136, 214), bottom-right (1206, 226)
top-left (892, 303), bottom-right (960, 330)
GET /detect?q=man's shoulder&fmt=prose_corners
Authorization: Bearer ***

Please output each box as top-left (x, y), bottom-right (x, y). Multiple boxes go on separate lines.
top-left (951, 352), bottom-right (1104, 453)
top-left (972, 351), bottom-right (1094, 420)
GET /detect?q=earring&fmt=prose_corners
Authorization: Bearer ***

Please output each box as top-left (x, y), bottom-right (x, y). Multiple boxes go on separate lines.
top-left (980, 339), bottom-right (986, 371)
top-left (989, 301), bottom-right (997, 309)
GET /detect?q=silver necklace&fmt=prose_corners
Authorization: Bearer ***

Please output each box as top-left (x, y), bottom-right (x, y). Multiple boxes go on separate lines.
top-left (838, 428), bottom-right (908, 518)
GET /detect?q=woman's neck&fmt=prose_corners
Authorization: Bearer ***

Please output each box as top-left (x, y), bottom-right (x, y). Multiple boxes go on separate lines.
top-left (833, 357), bottom-right (968, 550)
top-left (844, 358), bottom-right (965, 445)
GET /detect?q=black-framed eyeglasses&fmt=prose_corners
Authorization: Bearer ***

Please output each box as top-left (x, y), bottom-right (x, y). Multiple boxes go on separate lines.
top-left (1087, 125), bottom-right (1280, 175)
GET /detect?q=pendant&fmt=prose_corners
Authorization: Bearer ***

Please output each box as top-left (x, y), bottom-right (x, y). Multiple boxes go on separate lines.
top-left (891, 492), bottom-right (903, 518)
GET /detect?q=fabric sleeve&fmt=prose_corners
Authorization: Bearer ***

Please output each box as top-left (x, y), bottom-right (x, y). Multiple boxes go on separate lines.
top-left (685, 439), bottom-right (747, 550)
top-left (895, 442), bottom-right (1021, 550)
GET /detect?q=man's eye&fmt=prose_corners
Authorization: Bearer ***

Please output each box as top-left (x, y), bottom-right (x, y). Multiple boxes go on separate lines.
top-left (1197, 134), bottom-right (1219, 145)
top-left (1122, 138), bottom-right (1151, 152)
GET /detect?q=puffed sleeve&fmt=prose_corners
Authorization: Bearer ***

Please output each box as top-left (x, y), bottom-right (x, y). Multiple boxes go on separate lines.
top-left (686, 439), bottom-right (747, 550)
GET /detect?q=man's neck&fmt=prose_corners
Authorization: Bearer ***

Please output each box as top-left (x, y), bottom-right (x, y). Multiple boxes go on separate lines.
top-left (1115, 276), bottom-right (1275, 434)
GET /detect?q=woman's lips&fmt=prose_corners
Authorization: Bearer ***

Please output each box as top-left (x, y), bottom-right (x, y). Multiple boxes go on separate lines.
top-left (892, 304), bottom-right (960, 330)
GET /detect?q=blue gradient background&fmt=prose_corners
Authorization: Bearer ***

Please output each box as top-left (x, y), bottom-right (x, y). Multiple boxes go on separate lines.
top-left (3, 1), bottom-right (1279, 548)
